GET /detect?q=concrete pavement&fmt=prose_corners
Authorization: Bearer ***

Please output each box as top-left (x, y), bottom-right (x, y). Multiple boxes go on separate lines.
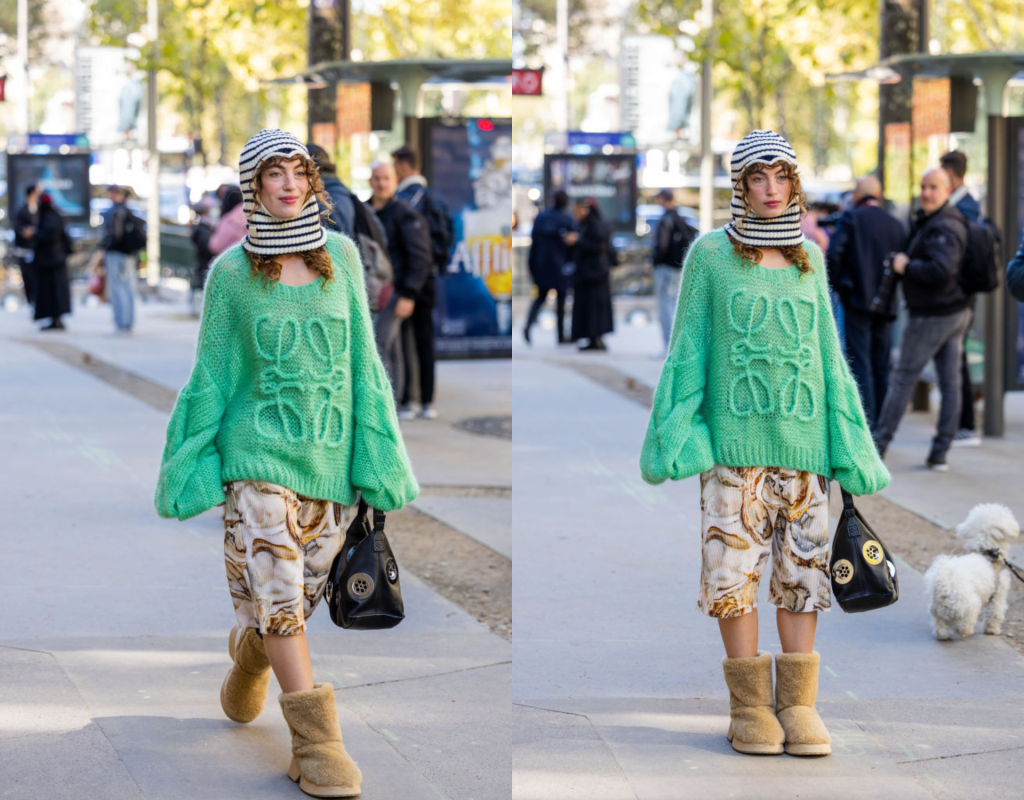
top-left (0, 298), bottom-right (511, 800)
top-left (513, 297), bottom-right (1024, 800)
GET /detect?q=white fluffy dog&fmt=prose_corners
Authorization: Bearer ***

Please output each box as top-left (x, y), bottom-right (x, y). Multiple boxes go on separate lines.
top-left (924, 503), bottom-right (1020, 641)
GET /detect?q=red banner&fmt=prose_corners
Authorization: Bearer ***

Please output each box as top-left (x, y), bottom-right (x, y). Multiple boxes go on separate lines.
top-left (512, 69), bottom-right (543, 96)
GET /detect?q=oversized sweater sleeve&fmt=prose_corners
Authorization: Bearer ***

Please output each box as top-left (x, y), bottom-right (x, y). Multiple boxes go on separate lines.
top-left (810, 245), bottom-right (891, 495)
top-left (640, 237), bottom-right (715, 484)
top-left (154, 260), bottom-right (234, 519)
top-left (336, 235), bottom-right (420, 511)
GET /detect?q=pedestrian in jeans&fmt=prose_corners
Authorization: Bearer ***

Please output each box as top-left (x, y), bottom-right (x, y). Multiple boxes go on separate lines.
top-left (369, 160), bottom-right (432, 409)
top-left (873, 168), bottom-right (971, 471)
top-left (940, 150), bottom-right (983, 447)
top-left (651, 188), bottom-right (697, 351)
top-left (524, 189), bottom-right (576, 345)
top-left (826, 176), bottom-right (907, 428)
top-left (100, 185), bottom-right (141, 334)
top-left (155, 129), bottom-right (418, 798)
top-left (641, 131), bottom-right (889, 757)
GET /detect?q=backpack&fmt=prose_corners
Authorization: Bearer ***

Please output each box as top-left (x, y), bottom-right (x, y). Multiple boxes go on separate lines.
top-left (960, 217), bottom-right (1001, 294)
top-left (405, 184), bottom-right (453, 273)
top-left (350, 196), bottom-right (394, 312)
top-left (667, 212), bottom-right (697, 268)
top-left (115, 208), bottom-right (147, 254)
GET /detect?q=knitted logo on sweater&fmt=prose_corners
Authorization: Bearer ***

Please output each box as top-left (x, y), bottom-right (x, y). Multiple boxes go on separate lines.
top-left (727, 290), bottom-right (817, 421)
top-left (253, 314), bottom-right (349, 446)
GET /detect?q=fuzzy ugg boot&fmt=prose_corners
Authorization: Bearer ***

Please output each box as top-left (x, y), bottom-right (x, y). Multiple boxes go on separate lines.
top-left (775, 651), bottom-right (831, 756)
top-left (279, 683), bottom-right (362, 798)
top-left (220, 625), bottom-right (271, 723)
top-left (722, 651), bottom-right (785, 755)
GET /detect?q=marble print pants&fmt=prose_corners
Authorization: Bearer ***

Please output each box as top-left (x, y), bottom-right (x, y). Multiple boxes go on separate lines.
top-left (698, 465), bottom-right (831, 619)
top-left (223, 480), bottom-right (351, 636)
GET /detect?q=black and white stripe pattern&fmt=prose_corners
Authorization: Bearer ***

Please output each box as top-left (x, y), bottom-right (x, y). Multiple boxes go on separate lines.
top-left (238, 129), bottom-right (327, 256)
top-left (724, 130), bottom-right (804, 248)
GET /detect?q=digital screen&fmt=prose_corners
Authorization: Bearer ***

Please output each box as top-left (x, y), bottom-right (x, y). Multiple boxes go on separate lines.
top-left (7, 153), bottom-right (91, 223)
top-left (544, 154), bottom-right (637, 231)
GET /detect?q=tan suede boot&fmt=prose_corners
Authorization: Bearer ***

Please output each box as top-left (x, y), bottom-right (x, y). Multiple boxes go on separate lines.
top-left (220, 625), bottom-right (271, 723)
top-left (279, 683), bottom-right (362, 798)
top-left (722, 651), bottom-right (785, 755)
top-left (775, 651), bottom-right (831, 756)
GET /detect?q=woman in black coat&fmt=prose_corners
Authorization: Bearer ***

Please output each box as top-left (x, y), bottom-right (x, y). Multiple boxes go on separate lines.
top-left (32, 194), bottom-right (72, 331)
top-left (570, 199), bottom-right (615, 351)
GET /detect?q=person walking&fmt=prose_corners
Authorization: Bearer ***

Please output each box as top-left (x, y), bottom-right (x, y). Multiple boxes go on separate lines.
top-left (1008, 234), bottom-right (1024, 302)
top-left (570, 198), bottom-right (615, 351)
top-left (641, 130), bottom-right (889, 758)
top-left (13, 183), bottom-right (41, 307)
top-left (208, 186), bottom-right (248, 256)
top-left (32, 193), bottom-right (73, 331)
top-left (307, 143), bottom-right (357, 236)
top-left (826, 176), bottom-right (907, 428)
top-left (369, 161), bottom-right (432, 409)
top-left (100, 185), bottom-right (142, 334)
top-left (651, 188), bottom-right (697, 350)
top-left (155, 129), bottom-right (418, 799)
top-left (940, 150), bottom-right (983, 448)
top-left (392, 145), bottom-right (451, 420)
top-left (873, 168), bottom-right (971, 472)
top-left (524, 189), bottom-right (576, 345)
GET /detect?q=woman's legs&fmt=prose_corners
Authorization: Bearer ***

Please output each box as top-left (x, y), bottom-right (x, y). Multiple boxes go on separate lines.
top-left (718, 610), bottom-right (759, 658)
top-left (264, 632), bottom-right (314, 694)
top-left (776, 608), bottom-right (817, 653)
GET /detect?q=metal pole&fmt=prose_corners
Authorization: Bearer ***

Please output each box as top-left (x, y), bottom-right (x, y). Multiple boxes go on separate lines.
top-left (984, 114), bottom-right (1007, 437)
top-left (556, 0), bottom-right (569, 132)
top-left (699, 0), bottom-right (714, 233)
top-left (146, 0), bottom-right (160, 286)
top-left (17, 0), bottom-right (28, 134)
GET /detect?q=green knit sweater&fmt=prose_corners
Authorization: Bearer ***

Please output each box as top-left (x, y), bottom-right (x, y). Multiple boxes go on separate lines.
top-left (155, 231), bottom-right (419, 520)
top-left (640, 230), bottom-right (889, 496)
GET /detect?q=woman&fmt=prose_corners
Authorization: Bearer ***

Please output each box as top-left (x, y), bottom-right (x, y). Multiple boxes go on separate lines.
top-left (640, 131), bottom-right (888, 757)
top-left (569, 198), bottom-right (615, 351)
top-left (32, 193), bottom-right (72, 331)
top-left (155, 129), bottom-right (418, 797)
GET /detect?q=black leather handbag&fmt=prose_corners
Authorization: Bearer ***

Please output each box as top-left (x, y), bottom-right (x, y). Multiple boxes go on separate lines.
top-left (325, 498), bottom-right (405, 630)
top-left (829, 489), bottom-right (899, 613)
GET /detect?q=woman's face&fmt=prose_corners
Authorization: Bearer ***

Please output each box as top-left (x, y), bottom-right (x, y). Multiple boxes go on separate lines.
top-left (573, 203), bottom-right (588, 222)
top-left (745, 164), bottom-right (792, 218)
top-left (257, 158), bottom-right (310, 219)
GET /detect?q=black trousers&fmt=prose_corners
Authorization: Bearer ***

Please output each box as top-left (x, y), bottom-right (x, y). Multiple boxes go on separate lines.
top-left (843, 306), bottom-right (892, 431)
top-left (959, 305), bottom-right (976, 431)
top-left (525, 284), bottom-right (567, 339)
top-left (400, 300), bottom-right (436, 407)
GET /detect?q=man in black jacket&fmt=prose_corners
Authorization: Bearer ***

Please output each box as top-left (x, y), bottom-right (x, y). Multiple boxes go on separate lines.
top-left (370, 161), bottom-right (433, 408)
top-left (873, 168), bottom-right (971, 471)
top-left (525, 190), bottom-right (576, 344)
top-left (651, 188), bottom-right (697, 350)
top-left (826, 176), bottom-right (906, 428)
top-left (13, 183), bottom-right (40, 307)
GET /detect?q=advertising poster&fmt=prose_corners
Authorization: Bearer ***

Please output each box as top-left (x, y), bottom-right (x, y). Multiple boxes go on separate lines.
top-left (426, 117), bottom-right (513, 357)
top-left (7, 153), bottom-right (91, 223)
top-left (543, 154), bottom-right (638, 232)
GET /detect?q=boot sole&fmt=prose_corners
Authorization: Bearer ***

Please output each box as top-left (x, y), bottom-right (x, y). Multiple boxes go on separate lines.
top-left (785, 742), bottom-right (832, 756)
top-left (288, 757), bottom-right (361, 797)
top-left (727, 723), bottom-right (784, 755)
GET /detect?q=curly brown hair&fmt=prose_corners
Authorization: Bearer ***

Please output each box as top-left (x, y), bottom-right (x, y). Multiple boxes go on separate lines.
top-left (728, 160), bottom-right (812, 276)
top-left (246, 154), bottom-right (335, 288)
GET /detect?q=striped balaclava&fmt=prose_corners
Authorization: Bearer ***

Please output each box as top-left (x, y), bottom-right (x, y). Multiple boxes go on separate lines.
top-left (239, 128), bottom-right (327, 256)
top-left (725, 130), bottom-right (804, 248)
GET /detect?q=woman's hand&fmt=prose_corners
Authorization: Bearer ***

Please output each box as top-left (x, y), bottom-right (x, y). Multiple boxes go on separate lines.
top-left (892, 253), bottom-right (909, 275)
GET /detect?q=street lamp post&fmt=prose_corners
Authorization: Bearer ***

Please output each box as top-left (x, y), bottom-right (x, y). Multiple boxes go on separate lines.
top-left (146, 0), bottom-right (160, 286)
top-left (17, 0), bottom-right (29, 134)
top-left (699, 0), bottom-right (713, 234)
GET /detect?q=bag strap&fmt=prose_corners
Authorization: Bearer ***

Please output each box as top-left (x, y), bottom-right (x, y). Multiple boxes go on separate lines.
top-left (373, 508), bottom-right (386, 533)
top-left (358, 496), bottom-right (369, 519)
top-left (841, 488), bottom-right (856, 513)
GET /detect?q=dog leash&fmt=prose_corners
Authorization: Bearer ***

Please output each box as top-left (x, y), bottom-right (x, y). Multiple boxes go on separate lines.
top-left (982, 548), bottom-right (1024, 584)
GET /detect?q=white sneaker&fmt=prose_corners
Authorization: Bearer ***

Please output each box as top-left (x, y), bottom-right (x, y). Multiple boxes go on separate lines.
top-left (418, 404), bottom-right (439, 420)
top-left (951, 429), bottom-right (981, 447)
top-left (397, 404), bottom-right (416, 420)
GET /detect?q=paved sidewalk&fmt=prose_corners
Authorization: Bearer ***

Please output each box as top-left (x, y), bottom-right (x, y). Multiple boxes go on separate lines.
top-left (513, 297), bottom-right (1024, 800)
top-left (0, 300), bottom-right (511, 800)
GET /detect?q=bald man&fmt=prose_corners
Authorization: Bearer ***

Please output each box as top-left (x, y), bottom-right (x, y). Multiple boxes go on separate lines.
top-left (826, 174), bottom-right (906, 427)
top-left (873, 167), bottom-right (971, 471)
